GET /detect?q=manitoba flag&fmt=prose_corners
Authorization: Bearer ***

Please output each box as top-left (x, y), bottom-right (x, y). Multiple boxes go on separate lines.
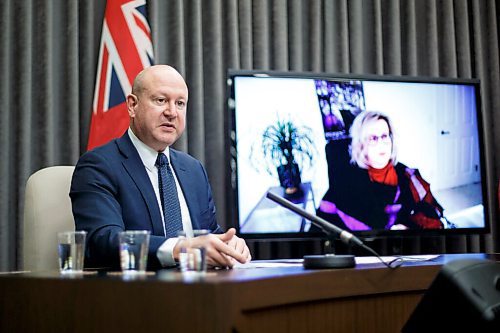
top-left (87, 0), bottom-right (154, 151)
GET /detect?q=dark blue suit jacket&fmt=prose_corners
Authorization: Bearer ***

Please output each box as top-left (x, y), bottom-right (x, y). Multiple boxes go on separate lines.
top-left (70, 132), bottom-right (222, 269)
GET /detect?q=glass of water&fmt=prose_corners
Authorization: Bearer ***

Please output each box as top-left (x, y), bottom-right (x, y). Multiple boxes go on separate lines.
top-left (119, 230), bottom-right (150, 275)
top-left (177, 230), bottom-right (209, 275)
top-left (57, 231), bottom-right (87, 274)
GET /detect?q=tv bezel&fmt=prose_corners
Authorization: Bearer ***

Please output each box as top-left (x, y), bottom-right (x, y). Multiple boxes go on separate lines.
top-left (226, 69), bottom-right (490, 240)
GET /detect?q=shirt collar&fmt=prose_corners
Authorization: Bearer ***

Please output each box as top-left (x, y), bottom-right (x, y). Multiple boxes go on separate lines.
top-left (128, 128), bottom-right (170, 171)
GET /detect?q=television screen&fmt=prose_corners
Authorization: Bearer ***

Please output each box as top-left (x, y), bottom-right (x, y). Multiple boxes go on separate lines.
top-left (227, 70), bottom-right (489, 239)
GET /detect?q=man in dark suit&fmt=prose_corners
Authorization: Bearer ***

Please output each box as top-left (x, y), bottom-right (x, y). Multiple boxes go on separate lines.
top-left (70, 65), bottom-right (251, 269)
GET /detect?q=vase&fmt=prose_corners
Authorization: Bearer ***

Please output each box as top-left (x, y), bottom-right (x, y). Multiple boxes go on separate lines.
top-left (277, 162), bottom-right (302, 196)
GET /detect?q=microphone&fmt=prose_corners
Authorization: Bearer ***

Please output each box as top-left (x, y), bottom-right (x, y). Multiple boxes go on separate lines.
top-left (266, 192), bottom-right (364, 248)
top-left (266, 191), bottom-right (403, 269)
top-left (266, 191), bottom-right (357, 268)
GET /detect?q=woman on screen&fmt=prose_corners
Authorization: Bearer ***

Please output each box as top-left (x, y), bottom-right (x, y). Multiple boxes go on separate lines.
top-left (316, 111), bottom-right (444, 231)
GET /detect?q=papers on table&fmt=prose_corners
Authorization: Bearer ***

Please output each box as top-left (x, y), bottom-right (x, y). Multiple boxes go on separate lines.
top-left (233, 255), bottom-right (440, 269)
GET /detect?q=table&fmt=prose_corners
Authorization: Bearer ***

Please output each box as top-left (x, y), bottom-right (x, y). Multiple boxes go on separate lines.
top-left (0, 253), bottom-right (497, 333)
top-left (241, 182), bottom-right (316, 233)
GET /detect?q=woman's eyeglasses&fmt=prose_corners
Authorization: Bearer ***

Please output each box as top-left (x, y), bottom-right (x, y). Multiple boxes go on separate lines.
top-left (366, 133), bottom-right (391, 146)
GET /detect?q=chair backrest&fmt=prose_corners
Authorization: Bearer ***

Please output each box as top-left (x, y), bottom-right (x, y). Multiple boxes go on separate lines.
top-left (22, 166), bottom-right (75, 271)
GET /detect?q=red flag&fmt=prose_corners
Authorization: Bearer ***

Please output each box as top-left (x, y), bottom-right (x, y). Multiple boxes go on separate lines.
top-left (87, 0), bottom-right (154, 151)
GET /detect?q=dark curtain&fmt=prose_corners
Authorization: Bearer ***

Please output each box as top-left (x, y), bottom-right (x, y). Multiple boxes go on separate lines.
top-left (1, 0), bottom-right (499, 270)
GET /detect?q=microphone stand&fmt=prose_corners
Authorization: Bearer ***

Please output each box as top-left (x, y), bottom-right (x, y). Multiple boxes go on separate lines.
top-left (303, 231), bottom-right (357, 269)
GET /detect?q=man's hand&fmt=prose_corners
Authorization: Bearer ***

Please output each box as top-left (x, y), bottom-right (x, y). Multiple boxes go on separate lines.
top-left (174, 228), bottom-right (251, 268)
top-left (223, 228), bottom-right (251, 266)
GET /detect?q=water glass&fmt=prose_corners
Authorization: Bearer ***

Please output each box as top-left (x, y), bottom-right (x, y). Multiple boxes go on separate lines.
top-left (178, 230), bottom-right (209, 274)
top-left (119, 230), bottom-right (150, 274)
top-left (57, 231), bottom-right (86, 274)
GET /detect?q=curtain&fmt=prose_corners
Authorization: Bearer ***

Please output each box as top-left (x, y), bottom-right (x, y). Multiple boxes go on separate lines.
top-left (1, 0), bottom-right (498, 270)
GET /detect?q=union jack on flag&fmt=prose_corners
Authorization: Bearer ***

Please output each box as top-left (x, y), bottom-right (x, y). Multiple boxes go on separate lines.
top-left (87, 0), bottom-right (154, 151)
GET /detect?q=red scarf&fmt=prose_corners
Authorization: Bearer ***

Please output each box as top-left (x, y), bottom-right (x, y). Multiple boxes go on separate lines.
top-left (368, 163), bottom-right (398, 186)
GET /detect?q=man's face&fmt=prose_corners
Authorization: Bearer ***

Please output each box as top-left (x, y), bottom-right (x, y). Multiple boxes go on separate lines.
top-left (127, 67), bottom-right (188, 152)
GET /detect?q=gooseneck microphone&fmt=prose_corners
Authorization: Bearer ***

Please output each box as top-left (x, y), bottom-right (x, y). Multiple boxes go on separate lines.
top-left (266, 191), bottom-right (402, 269)
top-left (266, 192), bottom-right (364, 247)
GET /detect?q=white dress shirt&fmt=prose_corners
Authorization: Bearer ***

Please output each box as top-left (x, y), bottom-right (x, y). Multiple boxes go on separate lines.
top-left (128, 128), bottom-right (193, 266)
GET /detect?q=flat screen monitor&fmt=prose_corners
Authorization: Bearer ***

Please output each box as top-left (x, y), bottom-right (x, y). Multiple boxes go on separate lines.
top-left (226, 70), bottom-right (489, 240)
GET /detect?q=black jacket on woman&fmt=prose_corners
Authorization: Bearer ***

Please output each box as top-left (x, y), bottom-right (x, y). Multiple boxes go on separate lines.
top-left (316, 162), bottom-right (444, 231)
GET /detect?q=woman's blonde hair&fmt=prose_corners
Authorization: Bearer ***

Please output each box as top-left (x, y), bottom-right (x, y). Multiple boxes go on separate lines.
top-left (349, 111), bottom-right (398, 169)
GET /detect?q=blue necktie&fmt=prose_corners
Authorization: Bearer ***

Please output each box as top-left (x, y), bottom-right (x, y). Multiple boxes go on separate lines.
top-left (156, 153), bottom-right (183, 238)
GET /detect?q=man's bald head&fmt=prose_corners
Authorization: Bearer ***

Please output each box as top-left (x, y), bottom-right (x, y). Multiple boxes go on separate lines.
top-left (131, 65), bottom-right (187, 98)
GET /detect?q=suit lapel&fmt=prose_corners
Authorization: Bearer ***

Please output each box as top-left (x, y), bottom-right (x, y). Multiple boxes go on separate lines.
top-left (170, 150), bottom-right (201, 230)
top-left (116, 133), bottom-right (165, 236)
